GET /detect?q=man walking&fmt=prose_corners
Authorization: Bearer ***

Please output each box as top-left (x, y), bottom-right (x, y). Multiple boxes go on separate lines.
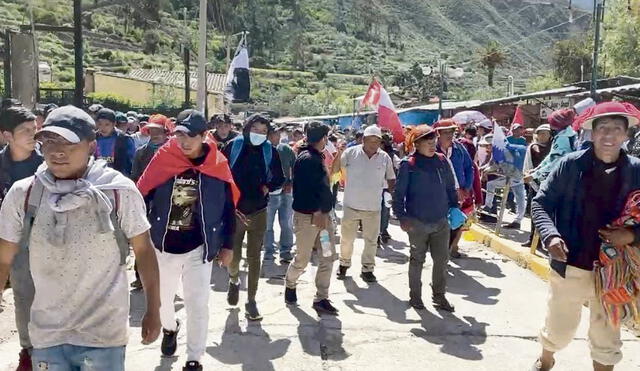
top-left (211, 114), bottom-right (239, 150)
top-left (284, 121), bottom-right (338, 315)
top-left (394, 125), bottom-right (458, 312)
top-left (0, 106), bottom-right (161, 371)
top-left (223, 114), bottom-right (284, 321)
top-left (522, 124), bottom-right (552, 247)
top-left (95, 108), bottom-right (136, 177)
top-left (137, 110), bottom-right (238, 371)
top-left (531, 102), bottom-right (640, 371)
top-left (264, 126), bottom-right (296, 264)
top-left (0, 106), bottom-right (42, 370)
top-left (338, 125), bottom-right (396, 283)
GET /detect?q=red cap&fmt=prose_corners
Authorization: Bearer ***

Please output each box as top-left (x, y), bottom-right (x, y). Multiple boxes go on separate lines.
top-left (580, 101), bottom-right (640, 130)
top-left (432, 119), bottom-right (458, 131)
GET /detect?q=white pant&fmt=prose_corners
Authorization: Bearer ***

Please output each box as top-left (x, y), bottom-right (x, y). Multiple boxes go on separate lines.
top-left (483, 178), bottom-right (527, 223)
top-left (155, 246), bottom-right (212, 362)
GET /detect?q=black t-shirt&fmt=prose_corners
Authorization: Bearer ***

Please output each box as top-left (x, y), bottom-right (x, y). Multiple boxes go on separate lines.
top-left (163, 146), bottom-right (208, 254)
top-left (213, 130), bottom-right (239, 149)
top-left (1, 150), bottom-right (43, 203)
top-left (573, 157), bottom-right (622, 271)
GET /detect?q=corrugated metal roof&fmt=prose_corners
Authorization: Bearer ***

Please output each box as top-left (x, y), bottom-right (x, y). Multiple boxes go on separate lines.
top-left (480, 86), bottom-right (584, 105)
top-left (396, 100), bottom-right (484, 113)
top-left (128, 69), bottom-right (227, 93)
top-left (565, 83), bottom-right (640, 98)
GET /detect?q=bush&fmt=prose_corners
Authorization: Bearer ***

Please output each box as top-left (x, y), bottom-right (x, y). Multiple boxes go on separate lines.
top-left (143, 30), bottom-right (161, 55)
top-left (87, 92), bottom-right (137, 112)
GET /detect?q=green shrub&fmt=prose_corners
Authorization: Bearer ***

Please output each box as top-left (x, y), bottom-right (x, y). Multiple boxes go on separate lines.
top-left (87, 92), bottom-right (137, 112)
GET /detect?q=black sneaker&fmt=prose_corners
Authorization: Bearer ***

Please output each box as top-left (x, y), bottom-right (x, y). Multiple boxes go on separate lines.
top-left (504, 221), bottom-right (521, 229)
top-left (245, 301), bottom-right (263, 321)
top-left (360, 271), bottom-right (377, 283)
top-left (183, 361), bottom-right (203, 371)
top-left (432, 294), bottom-right (455, 312)
top-left (161, 320), bottom-right (180, 357)
top-left (522, 239), bottom-right (532, 247)
top-left (284, 287), bottom-right (297, 305)
top-left (280, 252), bottom-right (294, 264)
top-left (227, 281), bottom-right (240, 306)
top-left (409, 297), bottom-right (426, 310)
top-left (336, 265), bottom-right (348, 280)
top-left (130, 279), bottom-right (143, 290)
top-left (312, 299), bottom-right (339, 315)
top-left (380, 233), bottom-right (390, 244)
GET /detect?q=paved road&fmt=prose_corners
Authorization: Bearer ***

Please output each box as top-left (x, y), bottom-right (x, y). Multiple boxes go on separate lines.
top-left (1, 213), bottom-right (639, 370)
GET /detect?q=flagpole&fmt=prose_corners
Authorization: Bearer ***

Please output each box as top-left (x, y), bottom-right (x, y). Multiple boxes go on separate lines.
top-left (196, 0), bottom-right (207, 112)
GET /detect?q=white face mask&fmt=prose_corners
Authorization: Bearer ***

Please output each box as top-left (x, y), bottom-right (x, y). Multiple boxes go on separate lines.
top-left (477, 147), bottom-right (488, 164)
top-left (249, 132), bottom-right (267, 146)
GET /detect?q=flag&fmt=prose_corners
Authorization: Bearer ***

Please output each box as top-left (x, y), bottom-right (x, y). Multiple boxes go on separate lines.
top-left (225, 35), bottom-right (250, 103)
top-left (512, 105), bottom-right (525, 126)
top-left (492, 123), bottom-right (527, 178)
top-left (361, 79), bottom-right (405, 143)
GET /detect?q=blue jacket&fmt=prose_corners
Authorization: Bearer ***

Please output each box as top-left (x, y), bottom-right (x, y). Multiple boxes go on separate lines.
top-left (438, 141), bottom-right (474, 190)
top-left (96, 129), bottom-right (135, 177)
top-left (393, 153), bottom-right (458, 226)
top-left (146, 174), bottom-right (235, 262)
top-left (532, 148), bottom-right (640, 277)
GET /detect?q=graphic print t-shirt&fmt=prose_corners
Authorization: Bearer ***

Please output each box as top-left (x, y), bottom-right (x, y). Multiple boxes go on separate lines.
top-left (96, 135), bottom-right (117, 166)
top-left (163, 169), bottom-right (204, 254)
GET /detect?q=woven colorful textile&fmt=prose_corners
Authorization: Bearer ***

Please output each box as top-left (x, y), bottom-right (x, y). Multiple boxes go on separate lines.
top-left (595, 190), bottom-right (640, 328)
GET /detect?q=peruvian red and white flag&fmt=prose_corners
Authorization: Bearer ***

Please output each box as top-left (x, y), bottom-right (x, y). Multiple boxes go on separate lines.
top-left (361, 79), bottom-right (405, 143)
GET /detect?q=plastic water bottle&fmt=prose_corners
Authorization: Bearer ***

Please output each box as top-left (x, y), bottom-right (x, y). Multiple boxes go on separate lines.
top-left (319, 230), bottom-right (332, 257)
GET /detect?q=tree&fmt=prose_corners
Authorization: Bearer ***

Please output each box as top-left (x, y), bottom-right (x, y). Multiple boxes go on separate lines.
top-left (552, 37), bottom-right (592, 83)
top-left (143, 30), bottom-right (161, 54)
top-left (479, 41), bottom-right (507, 87)
top-left (602, 0), bottom-right (640, 76)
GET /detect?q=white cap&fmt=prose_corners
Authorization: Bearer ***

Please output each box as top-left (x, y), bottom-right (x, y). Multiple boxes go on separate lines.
top-left (574, 97), bottom-right (596, 115)
top-left (535, 124), bottom-right (551, 133)
top-left (478, 118), bottom-right (493, 130)
top-left (363, 125), bottom-right (382, 138)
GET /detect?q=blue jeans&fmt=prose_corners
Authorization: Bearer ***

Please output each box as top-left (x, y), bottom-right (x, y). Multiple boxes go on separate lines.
top-left (32, 345), bottom-right (125, 371)
top-left (263, 192), bottom-right (294, 259)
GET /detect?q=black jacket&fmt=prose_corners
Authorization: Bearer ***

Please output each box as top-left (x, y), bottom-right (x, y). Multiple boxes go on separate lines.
top-left (292, 145), bottom-right (333, 214)
top-left (532, 148), bottom-right (640, 277)
top-left (223, 137), bottom-right (284, 214)
top-left (0, 146), bottom-right (42, 204)
top-left (131, 143), bottom-right (159, 183)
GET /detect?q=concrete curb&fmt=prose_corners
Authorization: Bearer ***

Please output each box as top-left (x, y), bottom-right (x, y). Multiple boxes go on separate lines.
top-left (463, 224), bottom-right (551, 281)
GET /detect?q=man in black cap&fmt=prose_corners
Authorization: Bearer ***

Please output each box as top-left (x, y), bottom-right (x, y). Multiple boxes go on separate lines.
top-left (0, 105), bottom-right (161, 371)
top-left (95, 108), bottom-right (136, 177)
top-left (137, 109), bottom-right (236, 371)
top-left (211, 113), bottom-right (239, 150)
top-left (0, 105), bottom-right (43, 370)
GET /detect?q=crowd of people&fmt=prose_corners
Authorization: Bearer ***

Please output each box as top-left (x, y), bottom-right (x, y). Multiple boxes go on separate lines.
top-left (0, 96), bottom-right (638, 371)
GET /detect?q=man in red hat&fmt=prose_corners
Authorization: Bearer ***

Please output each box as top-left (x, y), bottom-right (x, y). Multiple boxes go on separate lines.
top-left (434, 119), bottom-right (473, 259)
top-left (531, 101), bottom-right (640, 371)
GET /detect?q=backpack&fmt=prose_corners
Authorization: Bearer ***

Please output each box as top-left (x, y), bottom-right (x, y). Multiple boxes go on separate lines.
top-left (228, 136), bottom-right (273, 181)
top-left (21, 178), bottom-right (129, 265)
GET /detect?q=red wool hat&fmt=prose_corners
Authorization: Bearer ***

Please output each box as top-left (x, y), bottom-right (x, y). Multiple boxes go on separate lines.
top-left (547, 109), bottom-right (576, 131)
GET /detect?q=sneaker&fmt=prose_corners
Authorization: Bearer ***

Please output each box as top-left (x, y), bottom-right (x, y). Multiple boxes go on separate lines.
top-left (227, 281), bottom-right (240, 306)
top-left (479, 205), bottom-right (494, 215)
top-left (280, 252), bottom-right (294, 263)
top-left (530, 358), bottom-right (555, 371)
top-left (380, 233), bottom-right (391, 244)
top-left (522, 239), bottom-right (533, 247)
top-left (130, 279), bottom-right (143, 290)
top-left (432, 294), bottom-right (455, 312)
top-left (17, 348), bottom-right (31, 371)
top-left (360, 271), bottom-right (377, 283)
top-left (284, 287), bottom-right (297, 305)
top-left (161, 320), bottom-right (180, 357)
top-left (409, 297), bottom-right (426, 310)
top-left (183, 361), bottom-right (203, 371)
top-left (245, 301), bottom-right (263, 321)
top-left (312, 299), bottom-right (339, 315)
top-left (336, 265), bottom-right (348, 280)
top-left (503, 221), bottom-right (521, 229)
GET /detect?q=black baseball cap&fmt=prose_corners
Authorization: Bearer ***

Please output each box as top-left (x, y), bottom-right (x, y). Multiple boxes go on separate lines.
top-left (36, 105), bottom-right (96, 144)
top-left (96, 108), bottom-right (116, 122)
top-left (174, 109), bottom-right (208, 136)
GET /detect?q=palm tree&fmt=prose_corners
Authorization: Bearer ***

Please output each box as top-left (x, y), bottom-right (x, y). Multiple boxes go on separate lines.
top-left (479, 41), bottom-right (507, 87)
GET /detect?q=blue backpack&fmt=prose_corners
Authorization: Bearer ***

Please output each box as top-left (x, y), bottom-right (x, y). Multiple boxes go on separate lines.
top-left (228, 136), bottom-right (273, 181)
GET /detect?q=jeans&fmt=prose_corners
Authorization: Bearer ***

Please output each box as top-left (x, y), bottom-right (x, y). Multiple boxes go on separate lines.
top-left (155, 246), bottom-right (212, 362)
top-left (407, 218), bottom-right (450, 297)
top-left (228, 209), bottom-right (267, 302)
top-left (263, 193), bottom-right (294, 259)
top-left (483, 178), bottom-right (527, 223)
top-left (31, 345), bottom-right (125, 371)
top-left (285, 212), bottom-right (336, 301)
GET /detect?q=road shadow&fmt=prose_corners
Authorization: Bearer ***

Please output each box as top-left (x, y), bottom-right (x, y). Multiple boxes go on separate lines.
top-left (211, 265), bottom-right (247, 294)
top-left (206, 308), bottom-right (291, 371)
top-left (261, 260), bottom-right (289, 284)
top-left (129, 288), bottom-right (183, 328)
top-left (376, 243), bottom-right (409, 265)
top-left (342, 278), bottom-right (419, 325)
top-left (452, 255), bottom-right (506, 279)
top-left (411, 309), bottom-right (488, 361)
top-left (445, 264), bottom-right (502, 306)
top-left (288, 306), bottom-right (349, 361)
top-left (153, 356), bottom-right (178, 371)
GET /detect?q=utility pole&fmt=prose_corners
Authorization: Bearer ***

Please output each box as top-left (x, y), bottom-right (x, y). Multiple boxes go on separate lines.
top-left (591, 1), bottom-right (604, 99)
top-left (182, 7), bottom-right (190, 107)
top-left (196, 0), bottom-right (207, 112)
top-left (73, 0), bottom-right (83, 107)
top-left (438, 60), bottom-right (446, 118)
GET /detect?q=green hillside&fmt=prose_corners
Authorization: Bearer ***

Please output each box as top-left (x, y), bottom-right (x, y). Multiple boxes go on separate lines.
top-left (0, 0), bottom-right (590, 114)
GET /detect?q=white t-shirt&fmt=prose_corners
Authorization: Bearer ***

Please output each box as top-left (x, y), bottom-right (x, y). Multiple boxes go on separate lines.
top-left (341, 145), bottom-right (396, 211)
top-left (0, 176), bottom-right (150, 349)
